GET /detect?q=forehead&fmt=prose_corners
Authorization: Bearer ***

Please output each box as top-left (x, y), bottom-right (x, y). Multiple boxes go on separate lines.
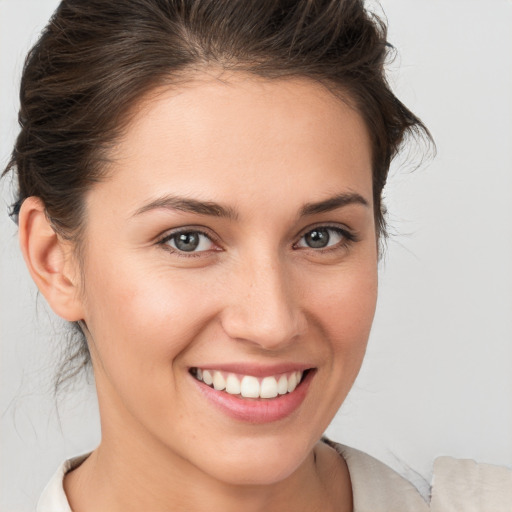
top-left (98, 73), bottom-right (373, 216)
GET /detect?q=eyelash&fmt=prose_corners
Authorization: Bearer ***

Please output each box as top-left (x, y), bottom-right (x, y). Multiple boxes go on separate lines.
top-left (157, 228), bottom-right (218, 258)
top-left (293, 225), bottom-right (358, 253)
top-left (156, 225), bottom-right (358, 257)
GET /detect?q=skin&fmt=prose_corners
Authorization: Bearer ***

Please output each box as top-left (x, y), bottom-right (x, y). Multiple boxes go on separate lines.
top-left (19, 73), bottom-right (378, 511)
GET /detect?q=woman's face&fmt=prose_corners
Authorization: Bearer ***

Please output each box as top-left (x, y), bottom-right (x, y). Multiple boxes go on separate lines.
top-left (78, 74), bottom-right (378, 485)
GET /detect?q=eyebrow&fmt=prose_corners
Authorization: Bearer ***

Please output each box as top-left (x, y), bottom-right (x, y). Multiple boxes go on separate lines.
top-left (132, 192), bottom-right (369, 220)
top-left (299, 192), bottom-right (369, 216)
top-left (133, 195), bottom-right (239, 220)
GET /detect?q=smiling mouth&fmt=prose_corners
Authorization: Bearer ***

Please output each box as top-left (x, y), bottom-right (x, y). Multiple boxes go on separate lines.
top-left (190, 368), bottom-right (310, 399)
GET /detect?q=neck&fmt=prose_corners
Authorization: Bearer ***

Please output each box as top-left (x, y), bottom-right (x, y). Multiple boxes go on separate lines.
top-left (64, 431), bottom-right (351, 512)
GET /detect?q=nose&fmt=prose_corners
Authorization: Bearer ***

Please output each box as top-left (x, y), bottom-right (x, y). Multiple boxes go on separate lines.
top-left (220, 255), bottom-right (306, 350)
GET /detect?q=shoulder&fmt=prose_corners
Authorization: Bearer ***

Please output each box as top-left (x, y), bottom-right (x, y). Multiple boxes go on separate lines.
top-left (324, 438), bottom-right (512, 512)
top-left (36, 454), bottom-right (89, 512)
top-left (430, 456), bottom-right (512, 511)
top-left (324, 439), bottom-right (429, 512)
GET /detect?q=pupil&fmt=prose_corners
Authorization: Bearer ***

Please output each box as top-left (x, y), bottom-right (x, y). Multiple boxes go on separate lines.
top-left (306, 229), bottom-right (329, 248)
top-left (175, 232), bottom-right (200, 252)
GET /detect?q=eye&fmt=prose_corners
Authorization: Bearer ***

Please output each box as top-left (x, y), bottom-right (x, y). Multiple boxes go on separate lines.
top-left (162, 230), bottom-right (215, 253)
top-left (296, 227), bottom-right (349, 250)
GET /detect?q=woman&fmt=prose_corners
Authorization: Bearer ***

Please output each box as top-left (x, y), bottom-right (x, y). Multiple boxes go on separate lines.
top-left (2, 0), bottom-right (511, 510)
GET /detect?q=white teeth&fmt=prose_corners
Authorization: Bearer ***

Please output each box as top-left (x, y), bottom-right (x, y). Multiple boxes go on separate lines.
top-left (213, 371), bottom-right (226, 391)
top-left (225, 373), bottom-right (241, 395)
top-left (260, 376), bottom-right (278, 399)
top-left (240, 376), bottom-right (260, 398)
top-left (277, 375), bottom-right (288, 395)
top-left (202, 370), bottom-right (213, 386)
top-left (287, 372), bottom-right (298, 393)
top-left (193, 368), bottom-right (307, 399)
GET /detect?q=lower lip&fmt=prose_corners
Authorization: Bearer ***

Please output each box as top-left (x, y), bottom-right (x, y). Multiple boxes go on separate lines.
top-left (193, 371), bottom-right (314, 424)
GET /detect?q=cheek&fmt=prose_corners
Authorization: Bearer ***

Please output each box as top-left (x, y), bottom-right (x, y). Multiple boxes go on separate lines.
top-left (82, 259), bottom-right (206, 382)
top-left (310, 260), bottom-right (378, 368)
top-left (81, 263), bottom-right (217, 430)
top-left (90, 269), bottom-right (193, 333)
top-left (288, 259), bottom-right (378, 437)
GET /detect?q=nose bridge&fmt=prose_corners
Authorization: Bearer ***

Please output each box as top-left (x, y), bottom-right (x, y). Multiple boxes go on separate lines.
top-left (221, 251), bottom-right (304, 349)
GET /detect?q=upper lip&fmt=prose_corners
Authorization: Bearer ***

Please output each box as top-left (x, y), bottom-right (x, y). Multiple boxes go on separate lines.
top-left (189, 362), bottom-right (314, 378)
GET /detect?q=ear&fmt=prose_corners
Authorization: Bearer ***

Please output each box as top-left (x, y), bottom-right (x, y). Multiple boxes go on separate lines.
top-left (18, 197), bottom-right (85, 322)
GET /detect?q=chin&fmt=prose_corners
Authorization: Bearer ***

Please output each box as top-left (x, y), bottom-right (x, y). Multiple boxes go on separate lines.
top-left (205, 458), bottom-right (304, 487)
top-left (189, 432), bottom-right (316, 487)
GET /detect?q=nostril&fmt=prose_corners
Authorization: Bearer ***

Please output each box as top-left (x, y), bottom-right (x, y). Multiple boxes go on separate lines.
top-left (220, 304), bottom-right (306, 350)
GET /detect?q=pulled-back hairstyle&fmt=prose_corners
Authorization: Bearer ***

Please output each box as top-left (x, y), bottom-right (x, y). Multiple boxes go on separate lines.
top-left (3, 0), bottom-right (432, 390)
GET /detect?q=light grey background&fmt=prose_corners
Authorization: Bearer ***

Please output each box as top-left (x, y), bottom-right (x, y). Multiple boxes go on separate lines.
top-left (1, 0), bottom-right (511, 510)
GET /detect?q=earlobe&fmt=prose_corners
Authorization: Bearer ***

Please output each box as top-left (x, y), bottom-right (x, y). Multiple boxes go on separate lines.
top-left (18, 197), bottom-right (84, 322)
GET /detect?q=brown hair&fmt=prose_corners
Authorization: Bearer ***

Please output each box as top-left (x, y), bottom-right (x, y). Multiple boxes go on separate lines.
top-left (3, 0), bottom-right (432, 390)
